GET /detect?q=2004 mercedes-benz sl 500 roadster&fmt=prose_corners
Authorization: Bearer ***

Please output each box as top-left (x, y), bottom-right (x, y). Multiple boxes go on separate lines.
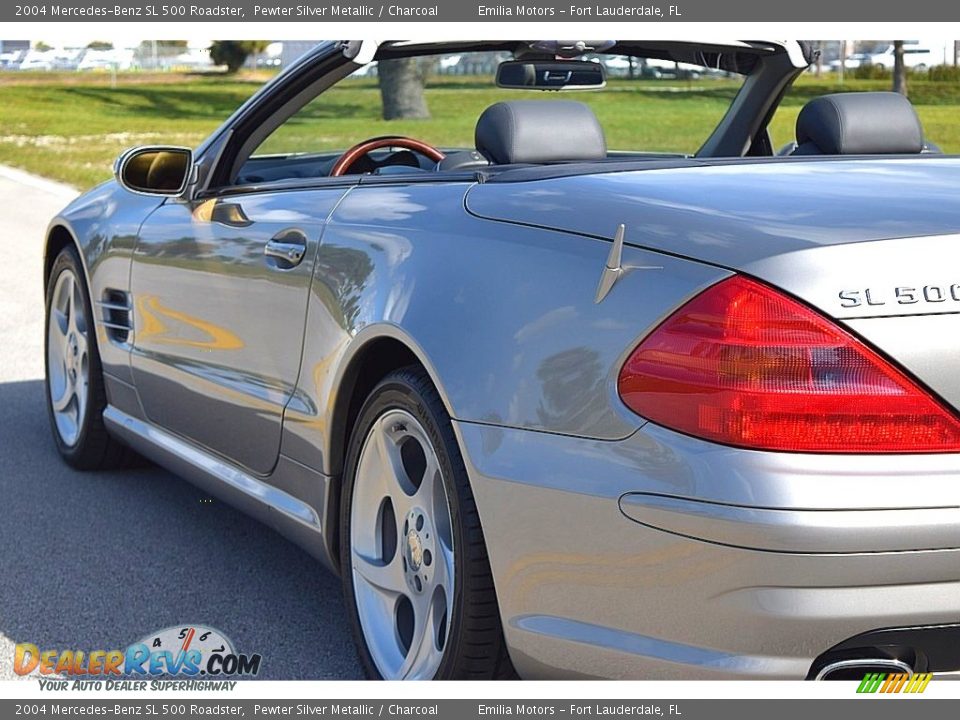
top-left (44, 40), bottom-right (960, 680)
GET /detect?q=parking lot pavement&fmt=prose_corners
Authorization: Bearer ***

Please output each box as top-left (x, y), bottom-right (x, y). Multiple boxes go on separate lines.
top-left (0, 166), bottom-right (363, 680)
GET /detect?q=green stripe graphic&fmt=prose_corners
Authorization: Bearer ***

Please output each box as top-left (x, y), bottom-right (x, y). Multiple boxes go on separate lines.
top-left (857, 673), bottom-right (886, 693)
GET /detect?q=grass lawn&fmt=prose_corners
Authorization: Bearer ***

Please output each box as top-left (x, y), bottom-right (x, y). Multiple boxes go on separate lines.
top-left (1, 72), bottom-right (959, 189)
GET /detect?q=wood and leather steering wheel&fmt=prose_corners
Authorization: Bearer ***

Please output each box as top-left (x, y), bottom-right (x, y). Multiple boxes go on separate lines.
top-left (329, 136), bottom-right (446, 177)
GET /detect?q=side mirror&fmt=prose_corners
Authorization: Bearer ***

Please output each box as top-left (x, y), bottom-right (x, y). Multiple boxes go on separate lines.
top-left (115, 146), bottom-right (193, 196)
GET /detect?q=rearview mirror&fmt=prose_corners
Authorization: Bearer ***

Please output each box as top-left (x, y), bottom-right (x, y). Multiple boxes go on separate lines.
top-left (115, 146), bottom-right (193, 196)
top-left (496, 60), bottom-right (606, 90)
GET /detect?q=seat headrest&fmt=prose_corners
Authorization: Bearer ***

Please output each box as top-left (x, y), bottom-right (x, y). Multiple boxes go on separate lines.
top-left (795, 92), bottom-right (924, 155)
top-left (475, 100), bottom-right (607, 165)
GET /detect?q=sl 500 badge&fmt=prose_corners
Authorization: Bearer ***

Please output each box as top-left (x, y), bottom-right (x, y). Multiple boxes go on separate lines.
top-left (839, 284), bottom-right (960, 308)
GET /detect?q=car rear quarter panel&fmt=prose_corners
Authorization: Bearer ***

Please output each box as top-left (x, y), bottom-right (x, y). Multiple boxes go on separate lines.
top-left (467, 161), bottom-right (960, 418)
top-left (279, 181), bottom-right (731, 475)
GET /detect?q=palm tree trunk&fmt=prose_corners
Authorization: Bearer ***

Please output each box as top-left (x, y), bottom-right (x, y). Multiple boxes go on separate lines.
top-left (378, 57), bottom-right (430, 120)
top-left (893, 40), bottom-right (907, 96)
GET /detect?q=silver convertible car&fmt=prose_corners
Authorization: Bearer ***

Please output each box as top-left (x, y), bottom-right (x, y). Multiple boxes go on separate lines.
top-left (44, 40), bottom-right (960, 681)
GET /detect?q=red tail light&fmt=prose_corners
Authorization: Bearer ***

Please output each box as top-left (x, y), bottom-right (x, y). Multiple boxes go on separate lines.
top-left (618, 276), bottom-right (960, 453)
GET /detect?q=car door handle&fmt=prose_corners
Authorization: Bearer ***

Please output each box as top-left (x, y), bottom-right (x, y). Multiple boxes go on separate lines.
top-left (264, 229), bottom-right (308, 269)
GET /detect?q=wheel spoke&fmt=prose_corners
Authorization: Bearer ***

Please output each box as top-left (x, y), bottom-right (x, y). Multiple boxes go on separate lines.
top-left (73, 290), bottom-right (88, 336)
top-left (65, 275), bottom-right (78, 335)
top-left (352, 548), bottom-right (405, 596)
top-left (75, 374), bottom-right (88, 420)
top-left (373, 421), bottom-right (414, 519)
top-left (51, 385), bottom-right (74, 413)
top-left (359, 419), bottom-right (395, 501)
top-left (74, 327), bottom-right (88, 359)
top-left (414, 453), bottom-right (440, 507)
top-left (432, 540), bottom-right (453, 594)
top-left (52, 308), bottom-right (69, 341)
top-left (397, 593), bottom-right (439, 679)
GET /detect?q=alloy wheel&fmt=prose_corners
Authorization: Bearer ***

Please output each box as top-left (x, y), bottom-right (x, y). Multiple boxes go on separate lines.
top-left (47, 268), bottom-right (90, 447)
top-left (349, 408), bottom-right (455, 680)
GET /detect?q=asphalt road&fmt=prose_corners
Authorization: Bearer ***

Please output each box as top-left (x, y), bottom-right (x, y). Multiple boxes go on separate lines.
top-left (0, 166), bottom-right (363, 680)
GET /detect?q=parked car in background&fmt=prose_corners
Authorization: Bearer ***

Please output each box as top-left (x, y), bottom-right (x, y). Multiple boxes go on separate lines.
top-left (77, 55), bottom-right (116, 72)
top-left (828, 53), bottom-right (867, 71)
top-left (599, 54), bottom-right (635, 76)
top-left (644, 56), bottom-right (704, 78)
top-left (438, 54), bottom-right (463, 72)
top-left (864, 41), bottom-right (948, 71)
top-left (77, 48), bottom-right (135, 72)
top-left (601, 54), bottom-right (707, 79)
top-left (0, 50), bottom-right (25, 69)
top-left (17, 51), bottom-right (55, 71)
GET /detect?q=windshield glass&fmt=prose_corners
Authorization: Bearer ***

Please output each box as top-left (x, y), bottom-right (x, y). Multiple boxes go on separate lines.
top-left (253, 51), bottom-right (748, 159)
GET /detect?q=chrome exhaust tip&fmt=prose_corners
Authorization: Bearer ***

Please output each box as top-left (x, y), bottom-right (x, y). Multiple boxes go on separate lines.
top-left (815, 657), bottom-right (914, 681)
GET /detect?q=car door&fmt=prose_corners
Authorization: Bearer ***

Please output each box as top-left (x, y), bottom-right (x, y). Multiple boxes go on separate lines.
top-left (129, 188), bottom-right (349, 475)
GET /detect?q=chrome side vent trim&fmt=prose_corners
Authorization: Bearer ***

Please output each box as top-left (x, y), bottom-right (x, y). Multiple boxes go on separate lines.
top-left (97, 290), bottom-right (133, 344)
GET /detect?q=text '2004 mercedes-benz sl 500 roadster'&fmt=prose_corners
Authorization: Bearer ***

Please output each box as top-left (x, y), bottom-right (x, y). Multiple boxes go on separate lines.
top-left (43, 40), bottom-right (960, 680)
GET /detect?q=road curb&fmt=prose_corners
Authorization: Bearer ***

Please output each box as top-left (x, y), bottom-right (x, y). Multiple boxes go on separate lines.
top-left (0, 164), bottom-right (79, 202)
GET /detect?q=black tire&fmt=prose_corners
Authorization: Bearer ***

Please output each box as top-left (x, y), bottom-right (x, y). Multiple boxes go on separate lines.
top-left (44, 245), bottom-right (139, 470)
top-left (339, 366), bottom-right (517, 679)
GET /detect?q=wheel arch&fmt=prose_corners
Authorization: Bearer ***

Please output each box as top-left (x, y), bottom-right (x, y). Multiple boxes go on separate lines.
top-left (327, 325), bottom-right (460, 480)
top-left (44, 222), bottom-right (83, 290)
top-left (322, 327), bottom-right (465, 572)
top-left (329, 326), bottom-right (517, 679)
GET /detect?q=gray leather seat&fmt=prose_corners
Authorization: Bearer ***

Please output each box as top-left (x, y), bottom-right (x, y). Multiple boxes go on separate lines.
top-left (793, 92), bottom-right (924, 155)
top-left (473, 100), bottom-right (607, 165)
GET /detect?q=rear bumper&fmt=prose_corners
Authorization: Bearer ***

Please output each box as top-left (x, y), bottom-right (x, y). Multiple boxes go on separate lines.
top-left (454, 419), bottom-right (960, 679)
top-left (618, 494), bottom-right (960, 554)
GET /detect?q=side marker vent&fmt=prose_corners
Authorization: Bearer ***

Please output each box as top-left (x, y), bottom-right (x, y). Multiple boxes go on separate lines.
top-left (97, 290), bottom-right (133, 344)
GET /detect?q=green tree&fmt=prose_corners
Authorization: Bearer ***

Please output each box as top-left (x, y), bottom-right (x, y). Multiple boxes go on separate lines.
top-left (34, 41), bottom-right (52, 51)
top-left (86, 41), bottom-right (113, 50)
top-left (210, 41), bottom-right (270, 74)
